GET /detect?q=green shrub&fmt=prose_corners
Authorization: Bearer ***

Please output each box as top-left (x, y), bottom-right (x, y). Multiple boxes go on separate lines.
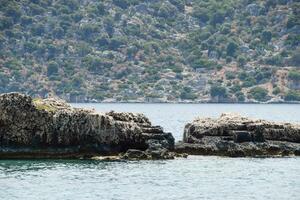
top-left (220, 24), bottom-right (231, 34)
top-left (29, 3), bottom-right (45, 15)
top-left (109, 37), bottom-right (127, 50)
top-left (264, 55), bottom-right (284, 66)
top-left (235, 91), bottom-right (245, 102)
top-left (287, 15), bottom-right (300, 29)
top-left (261, 30), bottom-right (272, 43)
top-left (191, 58), bottom-right (215, 69)
top-left (4, 4), bottom-right (22, 21)
top-left (210, 85), bottom-right (227, 97)
top-left (192, 7), bottom-right (209, 23)
top-left (226, 42), bottom-right (238, 57)
top-left (157, 2), bottom-right (177, 18)
top-left (79, 24), bottom-right (99, 38)
top-left (230, 84), bottom-right (241, 93)
top-left (47, 61), bottom-right (59, 77)
top-left (284, 90), bottom-right (300, 101)
top-left (289, 50), bottom-right (300, 67)
top-left (0, 16), bottom-right (14, 30)
top-left (169, 0), bottom-right (185, 12)
top-left (85, 55), bottom-right (113, 72)
top-left (180, 86), bottom-right (197, 100)
top-left (225, 71), bottom-right (236, 80)
top-left (210, 11), bottom-right (225, 26)
top-left (237, 56), bottom-right (247, 67)
top-left (285, 34), bottom-right (300, 46)
top-left (113, 0), bottom-right (129, 9)
top-left (242, 77), bottom-right (256, 87)
top-left (288, 71), bottom-right (300, 81)
top-left (248, 87), bottom-right (269, 101)
top-left (31, 23), bottom-right (45, 36)
top-left (4, 59), bottom-right (21, 70)
top-left (272, 87), bottom-right (281, 95)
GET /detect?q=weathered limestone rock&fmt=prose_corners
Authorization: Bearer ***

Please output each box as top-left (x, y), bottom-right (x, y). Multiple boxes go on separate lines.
top-left (0, 93), bottom-right (174, 159)
top-left (176, 113), bottom-right (300, 157)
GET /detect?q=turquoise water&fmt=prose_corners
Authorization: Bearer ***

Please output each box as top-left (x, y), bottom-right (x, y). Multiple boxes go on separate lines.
top-left (1, 104), bottom-right (300, 200)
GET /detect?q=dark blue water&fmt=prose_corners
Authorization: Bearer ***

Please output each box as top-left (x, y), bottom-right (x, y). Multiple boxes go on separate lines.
top-left (1, 104), bottom-right (300, 200)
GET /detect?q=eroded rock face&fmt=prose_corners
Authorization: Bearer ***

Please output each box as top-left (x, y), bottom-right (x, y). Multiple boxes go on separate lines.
top-left (176, 113), bottom-right (300, 157)
top-left (0, 93), bottom-right (174, 159)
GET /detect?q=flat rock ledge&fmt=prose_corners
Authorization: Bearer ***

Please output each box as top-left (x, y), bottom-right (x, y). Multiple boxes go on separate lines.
top-left (0, 93), bottom-right (175, 160)
top-left (175, 113), bottom-right (300, 157)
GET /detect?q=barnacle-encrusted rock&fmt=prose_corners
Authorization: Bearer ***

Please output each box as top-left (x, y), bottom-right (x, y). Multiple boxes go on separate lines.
top-left (0, 93), bottom-right (174, 159)
top-left (175, 113), bottom-right (300, 157)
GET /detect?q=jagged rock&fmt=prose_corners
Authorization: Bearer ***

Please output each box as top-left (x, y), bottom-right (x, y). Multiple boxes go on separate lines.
top-left (0, 93), bottom-right (174, 159)
top-left (176, 113), bottom-right (300, 157)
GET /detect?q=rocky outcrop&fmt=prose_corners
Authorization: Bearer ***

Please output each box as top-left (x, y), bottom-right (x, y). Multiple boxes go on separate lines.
top-left (0, 93), bottom-right (174, 159)
top-left (175, 113), bottom-right (300, 157)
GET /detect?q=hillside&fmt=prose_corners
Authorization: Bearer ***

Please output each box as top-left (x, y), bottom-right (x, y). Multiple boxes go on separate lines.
top-left (0, 0), bottom-right (299, 103)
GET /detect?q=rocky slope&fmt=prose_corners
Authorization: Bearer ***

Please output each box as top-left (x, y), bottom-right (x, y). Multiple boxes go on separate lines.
top-left (175, 113), bottom-right (300, 157)
top-left (0, 93), bottom-right (174, 159)
top-left (0, 0), bottom-right (299, 103)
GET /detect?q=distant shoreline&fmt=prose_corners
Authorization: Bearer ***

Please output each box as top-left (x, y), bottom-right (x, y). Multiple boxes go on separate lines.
top-left (71, 101), bottom-right (300, 105)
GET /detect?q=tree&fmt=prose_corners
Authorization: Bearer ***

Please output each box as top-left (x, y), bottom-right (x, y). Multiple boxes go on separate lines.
top-left (169, 0), bottom-right (185, 12)
top-left (4, 59), bottom-right (21, 70)
top-left (287, 15), bottom-right (300, 29)
top-left (236, 91), bottom-right (245, 102)
top-left (249, 87), bottom-right (268, 101)
top-left (71, 76), bottom-right (83, 87)
top-left (0, 16), bottom-right (14, 30)
top-left (226, 42), bottom-right (238, 57)
top-left (4, 4), bottom-right (22, 21)
top-left (109, 37), bottom-right (126, 50)
top-left (180, 86), bottom-right (197, 100)
top-left (237, 56), bottom-right (247, 67)
top-left (82, 55), bottom-right (102, 71)
top-left (225, 71), bottom-right (235, 80)
top-left (261, 31), bottom-right (272, 43)
top-left (272, 87), bottom-right (281, 95)
top-left (210, 11), bottom-right (225, 26)
top-left (288, 71), bottom-right (300, 81)
top-left (113, 0), bottom-right (129, 9)
top-left (47, 61), bottom-right (59, 77)
top-left (289, 50), bottom-right (300, 67)
top-left (242, 77), bottom-right (256, 87)
top-left (191, 58), bottom-right (215, 69)
top-left (284, 90), bottom-right (300, 101)
top-left (192, 7), bottom-right (209, 23)
top-left (53, 26), bottom-right (64, 39)
top-left (264, 55), bottom-right (283, 66)
top-left (210, 85), bottom-right (227, 97)
top-left (31, 23), bottom-right (44, 36)
top-left (79, 24), bottom-right (99, 39)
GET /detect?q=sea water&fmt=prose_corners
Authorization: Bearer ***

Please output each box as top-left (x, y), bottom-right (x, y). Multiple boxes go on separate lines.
top-left (1, 104), bottom-right (300, 200)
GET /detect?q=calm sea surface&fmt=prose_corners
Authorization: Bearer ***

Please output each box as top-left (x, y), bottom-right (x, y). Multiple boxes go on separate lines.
top-left (1, 104), bottom-right (300, 200)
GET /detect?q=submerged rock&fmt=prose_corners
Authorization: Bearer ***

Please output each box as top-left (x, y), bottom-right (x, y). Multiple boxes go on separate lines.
top-left (0, 93), bottom-right (174, 159)
top-left (176, 113), bottom-right (300, 157)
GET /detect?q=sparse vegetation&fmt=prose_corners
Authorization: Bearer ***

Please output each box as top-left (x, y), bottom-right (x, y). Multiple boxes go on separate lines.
top-left (0, 0), bottom-right (299, 102)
